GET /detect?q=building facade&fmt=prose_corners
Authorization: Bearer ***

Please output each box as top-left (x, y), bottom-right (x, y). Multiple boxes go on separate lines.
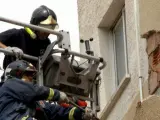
top-left (77, 0), bottom-right (160, 119)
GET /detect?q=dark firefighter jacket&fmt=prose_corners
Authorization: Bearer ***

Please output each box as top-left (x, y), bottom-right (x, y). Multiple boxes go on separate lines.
top-left (0, 78), bottom-right (83, 120)
top-left (0, 28), bottom-right (51, 69)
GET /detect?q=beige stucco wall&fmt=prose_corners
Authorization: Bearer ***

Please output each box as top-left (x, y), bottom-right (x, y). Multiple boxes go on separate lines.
top-left (77, 0), bottom-right (151, 120)
top-left (139, 0), bottom-right (160, 34)
top-left (122, 0), bottom-right (160, 119)
top-left (105, 0), bottom-right (148, 120)
top-left (78, 0), bottom-right (118, 114)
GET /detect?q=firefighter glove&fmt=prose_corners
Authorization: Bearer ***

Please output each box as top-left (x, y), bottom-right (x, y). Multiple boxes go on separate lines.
top-left (59, 91), bottom-right (69, 103)
top-left (5, 46), bottom-right (23, 59)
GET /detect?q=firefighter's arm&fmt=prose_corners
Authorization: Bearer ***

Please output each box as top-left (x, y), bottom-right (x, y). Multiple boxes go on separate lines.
top-left (3, 79), bottom-right (67, 103)
top-left (0, 28), bottom-right (18, 46)
top-left (0, 29), bottom-right (23, 57)
top-left (34, 85), bottom-right (69, 102)
top-left (43, 102), bottom-right (83, 120)
top-left (34, 85), bottom-right (60, 101)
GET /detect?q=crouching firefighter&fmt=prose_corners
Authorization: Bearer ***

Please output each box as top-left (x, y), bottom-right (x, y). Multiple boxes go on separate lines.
top-left (0, 60), bottom-right (95, 120)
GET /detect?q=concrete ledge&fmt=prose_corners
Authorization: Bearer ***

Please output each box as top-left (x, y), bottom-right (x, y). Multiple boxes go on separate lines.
top-left (99, 74), bottom-right (131, 120)
top-left (99, 0), bottom-right (124, 29)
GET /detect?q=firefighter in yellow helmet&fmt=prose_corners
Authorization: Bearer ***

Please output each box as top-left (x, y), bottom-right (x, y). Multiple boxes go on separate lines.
top-left (0, 5), bottom-right (58, 81)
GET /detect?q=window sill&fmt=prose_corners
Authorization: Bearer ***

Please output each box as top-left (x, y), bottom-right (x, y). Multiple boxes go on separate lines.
top-left (99, 74), bottom-right (131, 120)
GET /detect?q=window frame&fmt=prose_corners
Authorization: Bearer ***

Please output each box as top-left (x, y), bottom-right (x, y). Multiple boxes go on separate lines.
top-left (112, 8), bottom-right (129, 86)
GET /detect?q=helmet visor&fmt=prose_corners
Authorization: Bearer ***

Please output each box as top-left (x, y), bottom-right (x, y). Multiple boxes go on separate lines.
top-left (39, 15), bottom-right (59, 30)
top-left (38, 24), bottom-right (59, 30)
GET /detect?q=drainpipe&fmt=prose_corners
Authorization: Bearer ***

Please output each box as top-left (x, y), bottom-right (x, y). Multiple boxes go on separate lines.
top-left (134, 0), bottom-right (143, 102)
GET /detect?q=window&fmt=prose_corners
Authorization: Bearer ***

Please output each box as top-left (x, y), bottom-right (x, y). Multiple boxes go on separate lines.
top-left (113, 9), bottom-right (128, 86)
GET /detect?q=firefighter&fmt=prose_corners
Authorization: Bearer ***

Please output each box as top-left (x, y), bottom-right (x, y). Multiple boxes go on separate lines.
top-left (0, 60), bottom-right (94, 120)
top-left (0, 5), bottom-right (58, 70)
